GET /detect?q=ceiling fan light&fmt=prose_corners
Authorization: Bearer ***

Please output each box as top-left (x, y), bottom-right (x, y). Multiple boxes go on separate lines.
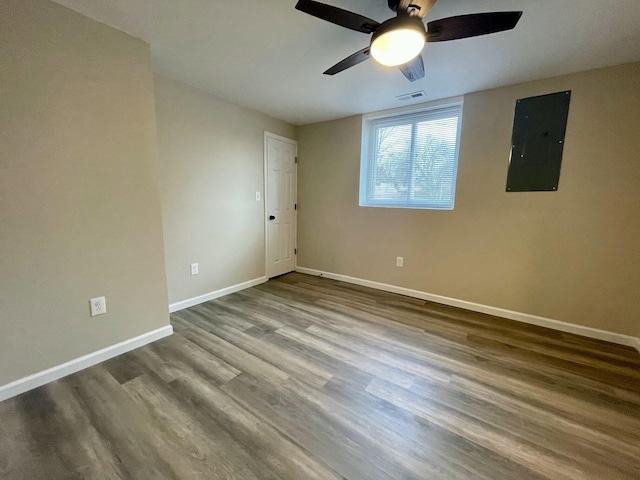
top-left (370, 18), bottom-right (426, 67)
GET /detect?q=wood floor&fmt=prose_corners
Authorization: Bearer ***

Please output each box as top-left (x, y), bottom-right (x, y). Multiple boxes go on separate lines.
top-left (1, 273), bottom-right (639, 480)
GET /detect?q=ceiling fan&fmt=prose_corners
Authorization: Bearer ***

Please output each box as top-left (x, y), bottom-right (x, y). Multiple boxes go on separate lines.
top-left (295, 0), bottom-right (523, 82)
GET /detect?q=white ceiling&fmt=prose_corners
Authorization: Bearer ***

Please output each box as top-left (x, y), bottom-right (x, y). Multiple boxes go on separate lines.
top-left (52, 0), bottom-right (640, 125)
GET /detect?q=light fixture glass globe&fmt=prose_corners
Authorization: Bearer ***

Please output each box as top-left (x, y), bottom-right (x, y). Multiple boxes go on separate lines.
top-left (370, 28), bottom-right (425, 67)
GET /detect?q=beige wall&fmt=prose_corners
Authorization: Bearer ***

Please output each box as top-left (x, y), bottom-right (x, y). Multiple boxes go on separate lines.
top-left (0, 0), bottom-right (170, 386)
top-left (154, 76), bottom-right (296, 305)
top-left (297, 62), bottom-right (640, 337)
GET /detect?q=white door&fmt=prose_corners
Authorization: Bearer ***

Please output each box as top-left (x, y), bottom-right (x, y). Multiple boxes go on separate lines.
top-left (265, 133), bottom-right (297, 278)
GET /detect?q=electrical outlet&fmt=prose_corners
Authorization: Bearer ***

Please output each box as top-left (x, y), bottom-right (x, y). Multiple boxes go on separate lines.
top-left (190, 263), bottom-right (199, 275)
top-left (255, 191), bottom-right (261, 202)
top-left (396, 256), bottom-right (404, 267)
top-left (90, 296), bottom-right (106, 317)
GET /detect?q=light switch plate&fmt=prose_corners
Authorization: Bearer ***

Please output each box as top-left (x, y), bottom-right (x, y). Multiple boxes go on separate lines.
top-left (90, 296), bottom-right (106, 317)
top-left (255, 191), bottom-right (261, 202)
top-left (190, 263), bottom-right (199, 275)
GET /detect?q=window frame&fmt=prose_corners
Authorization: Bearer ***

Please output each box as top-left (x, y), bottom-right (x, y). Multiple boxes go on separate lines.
top-left (359, 98), bottom-right (464, 210)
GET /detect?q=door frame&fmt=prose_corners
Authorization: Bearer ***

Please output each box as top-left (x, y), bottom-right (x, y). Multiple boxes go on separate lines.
top-left (264, 132), bottom-right (298, 279)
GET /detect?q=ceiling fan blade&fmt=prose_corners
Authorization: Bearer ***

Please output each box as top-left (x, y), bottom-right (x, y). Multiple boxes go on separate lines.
top-left (295, 0), bottom-right (380, 34)
top-left (427, 12), bottom-right (523, 42)
top-left (398, 54), bottom-right (425, 82)
top-left (324, 47), bottom-right (371, 75)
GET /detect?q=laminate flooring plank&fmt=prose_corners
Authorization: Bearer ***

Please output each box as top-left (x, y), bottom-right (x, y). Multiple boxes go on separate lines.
top-left (282, 374), bottom-right (489, 480)
top-left (461, 335), bottom-right (640, 407)
top-left (148, 333), bottom-right (241, 385)
top-left (466, 333), bottom-right (640, 394)
top-left (381, 324), bottom-right (638, 405)
top-left (191, 303), bottom-right (256, 331)
top-left (315, 297), bottom-right (447, 336)
top-left (210, 297), bottom-right (286, 329)
top-left (439, 376), bottom-right (640, 473)
top-left (262, 283), bottom-right (376, 304)
top-left (327, 292), bottom-right (637, 376)
top-left (409, 377), bottom-right (639, 478)
top-left (252, 282), bottom-right (328, 307)
top-left (103, 353), bottom-right (146, 385)
top-left (260, 286), bottom-right (408, 335)
top-left (218, 294), bottom-right (315, 331)
top-left (560, 332), bottom-right (640, 358)
top-left (231, 289), bottom-right (324, 329)
top-left (322, 318), bottom-right (640, 412)
top-left (180, 325), bottom-right (290, 385)
top-left (196, 321), bottom-right (333, 388)
top-left (284, 282), bottom-right (383, 306)
top-left (327, 294), bottom-right (635, 374)
top-left (276, 326), bottom-right (416, 388)
top-left (320, 279), bottom-right (428, 305)
top-left (67, 367), bottom-right (180, 480)
top-left (366, 378), bottom-right (588, 480)
top-left (169, 313), bottom-right (192, 332)
top-left (247, 329), bottom-right (387, 386)
top-left (322, 373), bottom-right (549, 480)
top-left (306, 324), bottom-right (452, 385)
top-left (167, 373), bottom-right (343, 480)
top-left (452, 317), bottom-right (640, 367)
top-left (221, 373), bottom-right (418, 480)
top-left (179, 305), bottom-right (255, 333)
top-left (123, 374), bottom-right (269, 480)
top-left (34, 380), bottom-right (135, 479)
top-left (127, 338), bottom-right (191, 383)
top-left (337, 318), bottom-right (640, 436)
top-left (383, 298), bottom-right (640, 361)
top-left (278, 377), bottom-right (450, 480)
top-left (0, 387), bottom-right (83, 480)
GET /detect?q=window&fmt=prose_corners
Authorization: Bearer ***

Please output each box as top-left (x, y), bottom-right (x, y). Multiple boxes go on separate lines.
top-left (359, 101), bottom-right (463, 210)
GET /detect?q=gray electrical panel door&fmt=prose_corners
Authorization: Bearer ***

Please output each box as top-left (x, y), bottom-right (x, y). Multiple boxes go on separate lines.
top-left (506, 91), bottom-right (571, 192)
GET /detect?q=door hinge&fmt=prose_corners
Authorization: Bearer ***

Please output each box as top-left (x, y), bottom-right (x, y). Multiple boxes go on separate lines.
top-left (295, 156), bottom-right (298, 164)
top-left (294, 248), bottom-right (297, 255)
top-left (294, 203), bottom-right (297, 210)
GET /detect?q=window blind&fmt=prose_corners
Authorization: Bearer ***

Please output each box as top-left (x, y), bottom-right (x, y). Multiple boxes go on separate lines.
top-left (360, 104), bottom-right (462, 210)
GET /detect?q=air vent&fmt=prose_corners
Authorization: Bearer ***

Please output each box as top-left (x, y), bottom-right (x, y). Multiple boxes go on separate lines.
top-left (396, 90), bottom-right (426, 101)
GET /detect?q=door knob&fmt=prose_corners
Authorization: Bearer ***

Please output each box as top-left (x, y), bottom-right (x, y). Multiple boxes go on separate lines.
top-left (269, 215), bottom-right (276, 220)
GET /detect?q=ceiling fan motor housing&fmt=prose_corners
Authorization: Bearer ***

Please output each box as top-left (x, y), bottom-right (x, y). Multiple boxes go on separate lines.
top-left (371, 15), bottom-right (427, 45)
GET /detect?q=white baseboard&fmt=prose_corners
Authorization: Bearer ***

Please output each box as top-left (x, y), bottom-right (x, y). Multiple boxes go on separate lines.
top-left (295, 267), bottom-right (640, 350)
top-left (0, 325), bottom-right (173, 403)
top-left (169, 277), bottom-right (268, 313)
